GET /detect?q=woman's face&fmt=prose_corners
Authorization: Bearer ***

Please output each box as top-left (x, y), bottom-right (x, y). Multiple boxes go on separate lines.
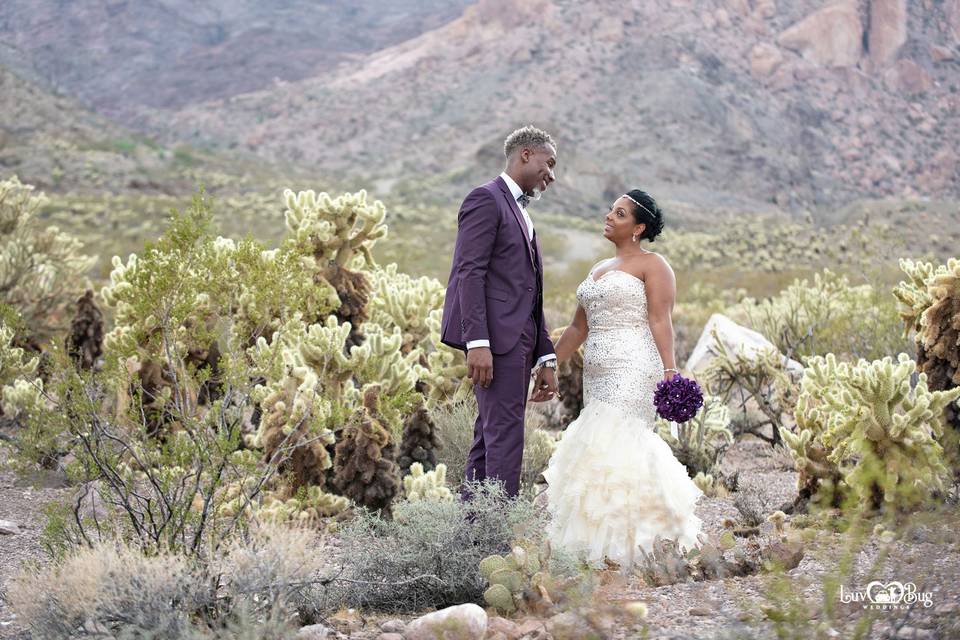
top-left (603, 196), bottom-right (644, 243)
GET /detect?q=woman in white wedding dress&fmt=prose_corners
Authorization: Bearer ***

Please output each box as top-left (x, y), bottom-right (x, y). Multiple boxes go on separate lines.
top-left (539, 189), bottom-right (703, 569)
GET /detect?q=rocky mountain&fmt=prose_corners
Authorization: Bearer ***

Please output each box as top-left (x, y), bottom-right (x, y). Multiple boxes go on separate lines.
top-left (0, 0), bottom-right (475, 119)
top-left (1, 0), bottom-right (958, 221)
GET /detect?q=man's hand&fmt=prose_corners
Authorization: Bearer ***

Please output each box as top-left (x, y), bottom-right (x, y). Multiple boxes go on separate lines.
top-left (530, 366), bottom-right (558, 402)
top-left (466, 347), bottom-right (494, 388)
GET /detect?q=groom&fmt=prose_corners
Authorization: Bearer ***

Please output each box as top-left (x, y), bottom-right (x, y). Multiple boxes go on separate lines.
top-left (440, 125), bottom-right (559, 498)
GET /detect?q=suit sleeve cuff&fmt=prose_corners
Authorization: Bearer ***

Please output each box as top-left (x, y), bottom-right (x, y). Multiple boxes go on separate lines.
top-left (535, 354), bottom-right (557, 367)
top-left (466, 339), bottom-right (491, 350)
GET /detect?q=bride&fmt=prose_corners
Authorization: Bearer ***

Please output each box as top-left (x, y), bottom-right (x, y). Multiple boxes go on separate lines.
top-left (538, 189), bottom-right (703, 569)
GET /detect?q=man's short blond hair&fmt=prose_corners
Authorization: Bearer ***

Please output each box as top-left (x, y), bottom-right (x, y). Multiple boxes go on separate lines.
top-left (503, 125), bottom-right (556, 158)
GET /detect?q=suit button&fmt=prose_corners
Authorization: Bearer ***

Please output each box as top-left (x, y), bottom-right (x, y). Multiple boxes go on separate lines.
top-left (527, 287), bottom-right (533, 292)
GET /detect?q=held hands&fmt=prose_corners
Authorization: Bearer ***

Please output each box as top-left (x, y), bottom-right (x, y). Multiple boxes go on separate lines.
top-left (466, 347), bottom-right (494, 388)
top-left (530, 365), bottom-right (559, 402)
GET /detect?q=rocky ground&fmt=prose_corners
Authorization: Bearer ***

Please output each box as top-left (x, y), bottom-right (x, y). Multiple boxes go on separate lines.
top-left (1, 433), bottom-right (958, 640)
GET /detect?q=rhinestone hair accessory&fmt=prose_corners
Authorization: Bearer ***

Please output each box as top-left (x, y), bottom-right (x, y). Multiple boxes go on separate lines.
top-left (622, 193), bottom-right (657, 220)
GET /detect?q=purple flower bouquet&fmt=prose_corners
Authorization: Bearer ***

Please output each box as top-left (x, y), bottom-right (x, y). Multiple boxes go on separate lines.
top-left (654, 374), bottom-right (704, 423)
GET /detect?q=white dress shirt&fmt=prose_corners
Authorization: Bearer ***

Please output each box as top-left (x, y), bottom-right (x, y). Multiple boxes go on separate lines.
top-left (465, 173), bottom-right (556, 369)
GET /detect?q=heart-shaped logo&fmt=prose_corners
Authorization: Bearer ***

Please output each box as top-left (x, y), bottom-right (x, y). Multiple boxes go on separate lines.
top-left (866, 581), bottom-right (905, 604)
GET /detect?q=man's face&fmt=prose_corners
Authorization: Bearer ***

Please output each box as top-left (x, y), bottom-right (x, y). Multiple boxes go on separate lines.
top-left (521, 144), bottom-right (557, 196)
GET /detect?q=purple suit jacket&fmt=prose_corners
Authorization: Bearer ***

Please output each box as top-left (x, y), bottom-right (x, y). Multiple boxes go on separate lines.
top-left (440, 176), bottom-right (554, 359)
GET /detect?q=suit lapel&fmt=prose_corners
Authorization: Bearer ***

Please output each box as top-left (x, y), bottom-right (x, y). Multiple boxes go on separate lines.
top-left (496, 177), bottom-right (535, 268)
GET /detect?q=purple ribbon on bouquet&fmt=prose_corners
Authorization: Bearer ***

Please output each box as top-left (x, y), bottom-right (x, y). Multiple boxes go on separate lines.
top-left (654, 374), bottom-right (704, 423)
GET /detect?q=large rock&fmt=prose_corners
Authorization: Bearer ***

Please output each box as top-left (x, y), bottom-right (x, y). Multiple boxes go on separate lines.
top-left (884, 58), bottom-right (934, 94)
top-left (405, 603), bottom-right (487, 640)
top-left (295, 623), bottom-right (331, 640)
top-left (867, 0), bottom-right (908, 70)
top-left (684, 314), bottom-right (803, 375)
top-left (749, 42), bottom-right (784, 77)
top-left (949, 0), bottom-right (960, 45)
top-left (777, 1), bottom-right (862, 68)
top-left (0, 519), bottom-right (21, 535)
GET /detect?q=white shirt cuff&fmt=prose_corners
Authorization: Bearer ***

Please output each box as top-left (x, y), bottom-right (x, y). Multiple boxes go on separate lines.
top-left (466, 339), bottom-right (490, 350)
top-left (535, 354), bottom-right (557, 368)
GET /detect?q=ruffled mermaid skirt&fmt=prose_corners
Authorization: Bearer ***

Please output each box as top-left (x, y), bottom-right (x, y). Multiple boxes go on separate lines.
top-left (542, 399), bottom-right (703, 569)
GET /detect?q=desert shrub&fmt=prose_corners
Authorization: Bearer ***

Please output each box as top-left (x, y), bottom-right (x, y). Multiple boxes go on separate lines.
top-left (10, 543), bottom-right (199, 638)
top-left (10, 523), bottom-right (324, 639)
top-left (430, 398), bottom-right (477, 485)
top-left (316, 481), bottom-right (548, 613)
top-left (0, 176), bottom-right (96, 339)
top-left (734, 476), bottom-right (784, 527)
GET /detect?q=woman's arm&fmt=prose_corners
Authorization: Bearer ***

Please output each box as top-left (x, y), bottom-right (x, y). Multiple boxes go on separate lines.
top-left (553, 304), bottom-right (588, 363)
top-left (644, 256), bottom-right (678, 378)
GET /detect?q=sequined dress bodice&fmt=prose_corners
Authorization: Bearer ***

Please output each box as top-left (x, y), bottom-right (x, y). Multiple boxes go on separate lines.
top-left (575, 265), bottom-right (663, 424)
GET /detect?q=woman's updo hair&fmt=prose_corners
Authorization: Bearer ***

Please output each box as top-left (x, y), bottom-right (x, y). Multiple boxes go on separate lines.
top-left (625, 189), bottom-right (664, 242)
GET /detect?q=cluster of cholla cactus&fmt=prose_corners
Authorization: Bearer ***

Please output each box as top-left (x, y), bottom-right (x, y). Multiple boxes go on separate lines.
top-left (656, 394), bottom-right (733, 477)
top-left (895, 257), bottom-right (960, 432)
top-left (0, 176), bottom-right (96, 340)
top-left (401, 462), bottom-right (452, 502)
top-left (729, 269), bottom-right (876, 359)
top-left (661, 217), bottom-right (895, 274)
top-left (332, 386), bottom-right (402, 513)
top-left (368, 263), bottom-right (445, 355)
top-left (397, 399), bottom-right (439, 474)
top-left (480, 542), bottom-right (561, 615)
top-left (783, 353), bottom-right (960, 511)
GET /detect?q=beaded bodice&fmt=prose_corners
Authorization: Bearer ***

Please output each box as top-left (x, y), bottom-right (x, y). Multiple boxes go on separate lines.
top-left (575, 265), bottom-right (663, 424)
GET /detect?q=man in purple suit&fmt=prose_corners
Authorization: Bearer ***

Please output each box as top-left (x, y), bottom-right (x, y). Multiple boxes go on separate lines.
top-left (440, 125), bottom-right (560, 498)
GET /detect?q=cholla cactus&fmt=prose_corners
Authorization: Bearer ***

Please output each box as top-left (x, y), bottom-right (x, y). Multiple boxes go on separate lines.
top-left (895, 258), bottom-right (960, 431)
top-left (332, 386), bottom-right (401, 513)
top-left (66, 290), bottom-right (103, 370)
top-left (784, 353), bottom-right (960, 510)
top-left (368, 263), bottom-right (445, 354)
top-left (0, 319), bottom-right (41, 418)
top-left (549, 326), bottom-right (584, 424)
top-left (0, 320), bottom-right (38, 387)
top-left (656, 394), bottom-right (733, 477)
top-left (0, 176), bottom-right (96, 338)
top-left (402, 462), bottom-right (452, 502)
top-left (397, 400), bottom-right (439, 474)
top-left (254, 486), bottom-right (351, 524)
top-left (248, 323), bottom-right (340, 489)
top-left (416, 309), bottom-right (470, 409)
top-left (283, 188), bottom-right (386, 271)
top-left (283, 189), bottom-right (386, 349)
top-left (703, 331), bottom-right (798, 447)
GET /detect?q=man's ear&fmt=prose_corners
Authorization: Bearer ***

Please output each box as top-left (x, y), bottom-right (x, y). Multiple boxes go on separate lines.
top-left (520, 147), bottom-right (531, 163)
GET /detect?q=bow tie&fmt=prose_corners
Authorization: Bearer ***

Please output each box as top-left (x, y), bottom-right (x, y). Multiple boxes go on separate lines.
top-left (517, 193), bottom-right (531, 208)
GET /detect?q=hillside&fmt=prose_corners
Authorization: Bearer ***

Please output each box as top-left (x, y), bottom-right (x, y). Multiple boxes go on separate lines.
top-left (133, 0), bottom-right (960, 218)
top-left (0, 0), bottom-right (475, 119)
